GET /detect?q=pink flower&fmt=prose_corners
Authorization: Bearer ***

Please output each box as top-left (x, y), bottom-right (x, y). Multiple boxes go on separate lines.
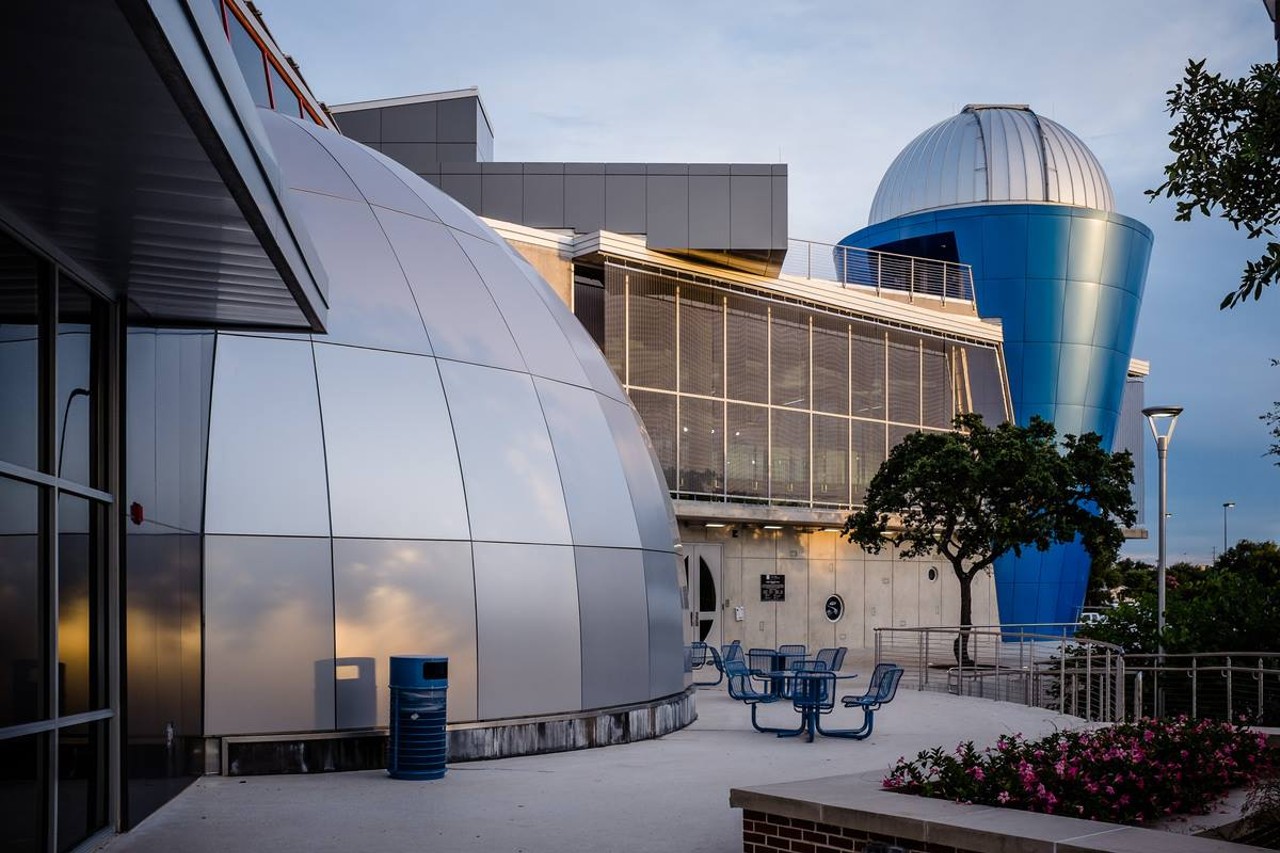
top-left (998, 791), bottom-right (1011, 804)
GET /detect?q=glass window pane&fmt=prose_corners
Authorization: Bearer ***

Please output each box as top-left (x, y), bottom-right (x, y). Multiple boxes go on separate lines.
top-left (0, 477), bottom-right (44, 726)
top-left (58, 494), bottom-right (102, 716)
top-left (314, 344), bottom-right (469, 540)
top-left (678, 284), bottom-right (722, 397)
top-left (677, 396), bottom-right (722, 497)
top-left (437, 361), bottom-right (571, 545)
top-left (267, 63), bottom-right (301, 118)
top-left (0, 733), bottom-right (46, 852)
top-left (0, 233), bottom-right (40, 470)
top-left (205, 335), bottom-right (330, 536)
top-left (770, 306), bottom-right (808, 408)
top-left (227, 13), bottom-right (270, 108)
top-left (56, 720), bottom-right (108, 853)
top-left (56, 280), bottom-right (96, 486)
top-left (726, 404), bottom-right (768, 499)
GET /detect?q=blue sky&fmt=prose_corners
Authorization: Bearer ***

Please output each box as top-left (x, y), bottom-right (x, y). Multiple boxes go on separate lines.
top-left (259, 0), bottom-right (1279, 562)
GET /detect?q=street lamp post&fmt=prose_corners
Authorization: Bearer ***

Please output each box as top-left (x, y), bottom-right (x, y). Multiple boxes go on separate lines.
top-left (1143, 405), bottom-right (1182, 717)
top-left (1222, 501), bottom-right (1235, 554)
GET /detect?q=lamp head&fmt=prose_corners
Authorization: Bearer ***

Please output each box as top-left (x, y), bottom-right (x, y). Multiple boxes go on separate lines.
top-left (1142, 405), bottom-right (1183, 443)
top-left (1223, 501), bottom-right (1236, 509)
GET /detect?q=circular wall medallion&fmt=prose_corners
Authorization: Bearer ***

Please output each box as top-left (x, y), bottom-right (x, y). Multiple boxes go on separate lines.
top-left (824, 594), bottom-right (844, 623)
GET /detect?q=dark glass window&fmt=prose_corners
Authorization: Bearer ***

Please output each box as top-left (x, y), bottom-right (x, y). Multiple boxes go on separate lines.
top-left (56, 720), bottom-right (108, 852)
top-left (0, 232), bottom-right (40, 470)
top-left (58, 494), bottom-right (102, 716)
top-left (573, 267), bottom-right (605, 350)
top-left (268, 64), bottom-right (301, 118)
top-left (0, 477), bottom-right (44, 726)
top-left (56, 280), bottom-right (96, 485)
top-left (228, 13), bottom-right (271, 108)
top-left (0, 733), bottom-right (46, 852)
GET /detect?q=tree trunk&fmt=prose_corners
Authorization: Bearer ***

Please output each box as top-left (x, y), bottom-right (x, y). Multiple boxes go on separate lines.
top-left (952, 564), bottom-right (975, 666)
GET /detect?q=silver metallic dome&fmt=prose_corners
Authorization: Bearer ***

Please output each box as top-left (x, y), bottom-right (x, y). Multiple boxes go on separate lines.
top-left (199, 109), bottom-right (683, 736)
top-left (868, 104), bottom-right (1114, 225)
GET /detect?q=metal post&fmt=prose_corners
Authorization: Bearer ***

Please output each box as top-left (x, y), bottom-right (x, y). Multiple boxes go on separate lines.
top-left (1191, 657), bottom-right (1197, 719)
top-left (1059, 636), bottom-right (1067, 715)
top-left (1223, 501), bottom-right (1234, 554)
top-left (1133, 671), bottom-right (1143, 720)
top-left (1116, 656), bottom-right (1125, 722)
top-left (1227, 656), bottom-right (1233, 720)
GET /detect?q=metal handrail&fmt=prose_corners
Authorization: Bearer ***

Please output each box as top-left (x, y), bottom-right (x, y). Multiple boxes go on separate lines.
top-left (782, 238), bottom-right (976, 304)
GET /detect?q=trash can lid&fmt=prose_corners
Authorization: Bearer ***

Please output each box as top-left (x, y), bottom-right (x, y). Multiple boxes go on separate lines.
top-left (390, 656), bottom-right (448, 687)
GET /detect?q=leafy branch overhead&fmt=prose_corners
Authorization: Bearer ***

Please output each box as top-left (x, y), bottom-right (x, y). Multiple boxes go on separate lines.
top-left (843, 414), bottom-right (1136, 631)
top-left (1148, 59), bottom-right (1280, 308)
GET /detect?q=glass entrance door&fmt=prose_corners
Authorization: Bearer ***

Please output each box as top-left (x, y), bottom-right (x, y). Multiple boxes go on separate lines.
top-left (684, 544), bottom-right (722, 648)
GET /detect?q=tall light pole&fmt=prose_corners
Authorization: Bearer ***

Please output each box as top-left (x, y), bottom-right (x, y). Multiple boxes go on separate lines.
top-left (1222, 501), bottom-right (1236, 554)
top-left (1142, 406), bottom-right (1182, 660)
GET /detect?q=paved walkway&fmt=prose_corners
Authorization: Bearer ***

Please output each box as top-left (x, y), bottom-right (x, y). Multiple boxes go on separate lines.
top-left (100, 683), bottom-right (1082, 853)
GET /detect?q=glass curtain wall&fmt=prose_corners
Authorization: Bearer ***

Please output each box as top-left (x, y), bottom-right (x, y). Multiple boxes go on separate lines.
top-left (599, 262), bottom-right (1008, 509)
top-left (0, 228), bottom-right (115, 852)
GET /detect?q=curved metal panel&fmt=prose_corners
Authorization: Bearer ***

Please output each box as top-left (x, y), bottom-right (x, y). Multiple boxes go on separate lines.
top-left (599, 396), bottom-right (678, 553)
top-left (282, 190), bottom-right (432, 353)
top-left (204, 536), bottom-right (335, 735)
top-left (869, 107), bottom-right (1115, 225)
top-left (371, 208), bottom-right (525, 371)
top-left (437, 360), bottom-right (572, 545)
top-left (643, 550), bottom-right (686, 697)
top-left (535, 379), bottom-right (642, 548)
top-left (258, 110), bottom-right (360, 201)
top-left (314, 344), bottom-right (469, 540)
top-left (205, 335), bottom-right (329, 536)
top-left (473, 543), bottom-right (581, 719)
top-left (332, 539), bottom-right (477, 725)
top-left (575, 547), bottom-right (651, 709)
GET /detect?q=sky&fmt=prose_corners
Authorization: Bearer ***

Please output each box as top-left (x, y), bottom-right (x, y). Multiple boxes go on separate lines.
top-left (257, 0), bottom-right (1279, 563)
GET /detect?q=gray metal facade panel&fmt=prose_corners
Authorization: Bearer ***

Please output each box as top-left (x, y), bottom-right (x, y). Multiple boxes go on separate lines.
top-left (688, 175), bottom-right (731, 248)
top-left (480, 172), bottom-right (523, 222)
top-left (522, 173), bottom-right (565, 228)
top-left (604, 174), bottom-right (647, 233)
top-left (565, 173), bottom-right (606, 232)
top-left (437, 96), bottom-right (478, 143)
top-left (645, 175), bottom-right (690, 249)
top-left (203, 536), bottom-right (335, 735)
top-left (729, 175), bottom-right (772, 250)
top-left (771, 175), bottom-right (788, 248)
top-left (643, 551), bottom-right (686, 697)
top-left (331, 538), bottom-right (478, 724)
top-left (575, 547), bottom-right (652, 709)
top-left (380, 101), bottom-right (437, 143)
top-left (379, 142), bottom-right (438, 173)
top-left (204, 335), bottom-right (330, 536)
top-left (473, 543), bottom-right (582, 719)
top-left (441, 172), bottom-right (483, 211)
top-left (332, 108), bottom-right (381, 143)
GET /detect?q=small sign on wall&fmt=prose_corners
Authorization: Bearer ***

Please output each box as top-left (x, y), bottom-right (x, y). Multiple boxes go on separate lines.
top-left (760, 574), bottom-right (785, 602)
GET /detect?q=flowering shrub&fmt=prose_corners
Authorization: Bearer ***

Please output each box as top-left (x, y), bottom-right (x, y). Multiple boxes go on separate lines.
top-left (883, 717), bottom-right (1276, 825)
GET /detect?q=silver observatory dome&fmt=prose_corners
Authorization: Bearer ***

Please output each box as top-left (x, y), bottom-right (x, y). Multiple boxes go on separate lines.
top-left (868, 104), bottom-right (1114, 225)
top-left (199, 109), bottom-right (683, 737)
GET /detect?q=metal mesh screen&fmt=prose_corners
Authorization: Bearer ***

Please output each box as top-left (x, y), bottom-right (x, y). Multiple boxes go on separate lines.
top-left (678, 396), bottom-right (723, 496)
top-left (629, 389), bottom-right (676, 488)
top-left (770, 408), bottom-right (809, 502)
top-left (888, 424), bottom-right (919, 452)
top-left (851, 328), bottom-right (885, 421)
top-left (678, 284), bottom-right (724, 397)
top-left (770, 305), bottom-right (808, 409)
top-left (812, 414), bottom-right (850, 507)
top-left (726, 403), bottom-right (768, 499)
top-left (921, 339), bottom-right (951, 428)
top-left (627, 270), bottom-right (676, 390)
top-left (887, 332), bottom-right (921, 425)
top-left (812, 315), bottom-right (849, 415)
top-left (851, 420), bottom-right (885, 505)
top-left (725, 295), bottom-right (768, 404)
top-left (603, 265), bottom-right (626, 378)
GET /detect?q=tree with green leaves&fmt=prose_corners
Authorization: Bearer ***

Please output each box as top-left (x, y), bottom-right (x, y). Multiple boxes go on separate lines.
top-left (1265, 359), bottom-right (1279, 466)
top-left (1148, 59), bottom-right (1280, 308)
top-left (843, 414), bottom-right (1136, 663)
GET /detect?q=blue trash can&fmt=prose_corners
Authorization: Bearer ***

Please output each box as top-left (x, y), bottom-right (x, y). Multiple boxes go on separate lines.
top-left (388, 656), bottom-right (448, 780)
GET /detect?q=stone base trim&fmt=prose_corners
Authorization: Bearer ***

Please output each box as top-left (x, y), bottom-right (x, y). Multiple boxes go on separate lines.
top-left (730, 771), bottom-right (1266, 853)
top-left (211, 687), bottom-right (697, 776)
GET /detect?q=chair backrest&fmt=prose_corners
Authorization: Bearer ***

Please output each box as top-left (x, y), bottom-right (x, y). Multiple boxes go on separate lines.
top-left (706, 645), bottom-right (724, 671)
top-left (721, 641), bottom-right (743, 663)
top-left (747, 648), bottom-right (779, 674)
top-left (831, 646), bottom-right (847, 672)
top-left (687, 641), bottom-right (709, 667)
top-left (865, 662), bottom-right (897, 695)
top-left (874, 666), bottom-right (904, 704)
top-left (813, 648), bottom-right (838, 672)
top-left (724, 658), bottom-right (761, 701)
top-left (778, 644), bottom-right (806, 671)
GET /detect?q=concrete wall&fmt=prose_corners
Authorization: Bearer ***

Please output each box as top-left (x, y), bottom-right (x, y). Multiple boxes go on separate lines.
top-left (508, 241), bottom-right (572, 306)
top-left (679, 525), bottom-right (998, 650)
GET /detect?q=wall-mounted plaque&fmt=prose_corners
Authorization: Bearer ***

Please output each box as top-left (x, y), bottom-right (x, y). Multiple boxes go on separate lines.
top-left (760, 574), bottom-right (785, 602)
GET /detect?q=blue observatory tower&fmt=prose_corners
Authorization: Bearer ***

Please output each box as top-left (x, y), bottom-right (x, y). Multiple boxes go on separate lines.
top-left (841, 104), bottom-right (1152, 627)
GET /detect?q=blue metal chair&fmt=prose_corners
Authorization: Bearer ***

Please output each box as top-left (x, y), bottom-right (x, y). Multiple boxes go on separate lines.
top-left (819, 664), bottom-right (904, 740)
top-left (724, 659), bottom-right (803, 736)
top-left (778, 644), bottom-right (807, 671)
top-left (695, 645), bottom-right (726, 686)
top-left (808, 647), bottom-right (847, 673)
top-left (721, 640), bottom-right (743, 664)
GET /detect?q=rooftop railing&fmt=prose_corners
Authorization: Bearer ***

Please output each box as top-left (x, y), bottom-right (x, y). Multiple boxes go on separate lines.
top-left (782, 239), bottom-right (976, 305)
